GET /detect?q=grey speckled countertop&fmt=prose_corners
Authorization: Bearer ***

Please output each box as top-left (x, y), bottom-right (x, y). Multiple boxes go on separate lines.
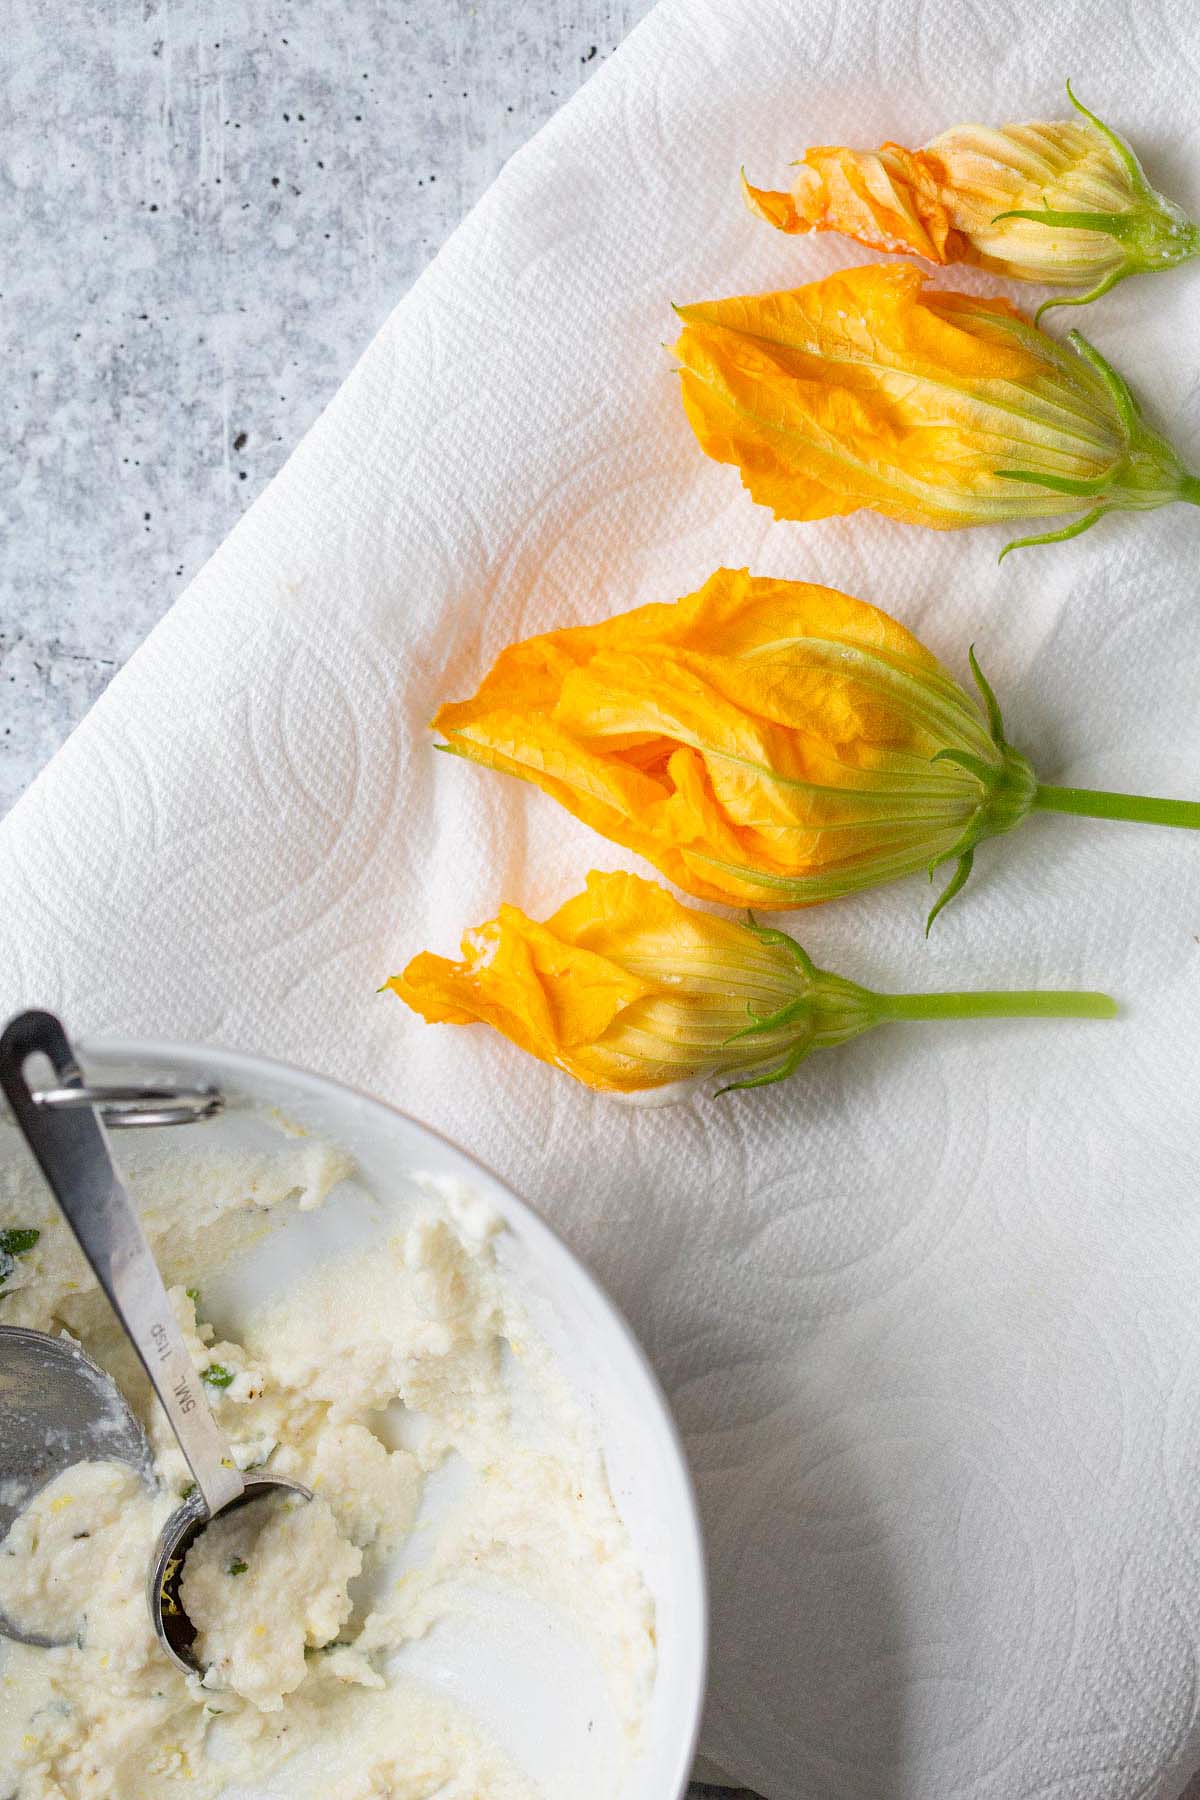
top-left (1, 2), bottom-right (755, 1795)
top-left (3, 0), bottom-right (661, 820)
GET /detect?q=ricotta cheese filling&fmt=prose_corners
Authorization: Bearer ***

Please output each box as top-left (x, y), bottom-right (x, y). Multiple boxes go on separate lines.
top-left (0, 1127), bottom-right (655, 1799)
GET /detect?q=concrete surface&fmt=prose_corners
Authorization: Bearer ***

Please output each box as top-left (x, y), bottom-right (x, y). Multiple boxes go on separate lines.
top-left (1, 0), bottom-right (652, 818)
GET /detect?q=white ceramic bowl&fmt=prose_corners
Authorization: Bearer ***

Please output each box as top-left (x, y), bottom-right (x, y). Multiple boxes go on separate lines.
top-left (74, 1037), bottom-right (709, 1799)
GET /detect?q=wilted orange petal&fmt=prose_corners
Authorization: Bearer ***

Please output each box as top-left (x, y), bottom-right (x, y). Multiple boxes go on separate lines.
top-left (390, 871), bottom-right (821, 1091)
top-left (674, 265), bottom-right (1056, 528)
top-left (432, 568), bottom-right (1003, 910)
top-left (672, 263), bottom-right (1200, 541)
top-left (743, 144), bottom-right (957, 262)
top-left (390, 900), bottom-right (657, 1083)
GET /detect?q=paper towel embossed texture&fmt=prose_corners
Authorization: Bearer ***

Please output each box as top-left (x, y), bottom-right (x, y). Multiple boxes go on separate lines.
top-left (2, 1), bottom-right (1200, 1795)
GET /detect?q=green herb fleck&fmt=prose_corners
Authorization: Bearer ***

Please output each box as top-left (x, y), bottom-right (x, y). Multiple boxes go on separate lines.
top-left (180, 1481), bottom-right (198, 1501)
top-left (202, 1364), bottom-right (235, 1390)
top-left (0, 1228), bottom-right (40, 1257)
top-left (0, 1227), bottom-right (40, 1291)
top-left (227, 1558), bottom-right (248, 1577)
top-left (185, 1285), bottom-right (201, 1306)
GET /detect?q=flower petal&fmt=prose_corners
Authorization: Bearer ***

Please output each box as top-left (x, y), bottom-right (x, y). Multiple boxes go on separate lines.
top-left (390, 895), bottom-right (659, 1086)
top-left (744, 100), bottom-right (1200, 299)
top-left (391, 871), bottom-right (815, 1090)
top-left (743, 145), bottom-right (956, 262)
top-left (434, 568), bottom-right (1007, 909)
top-left (673, 265), bottom-right (1192, 535)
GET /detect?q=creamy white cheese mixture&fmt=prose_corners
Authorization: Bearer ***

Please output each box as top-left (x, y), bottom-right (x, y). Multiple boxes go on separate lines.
top-left (0, 1131), bottom-right (655, 1799)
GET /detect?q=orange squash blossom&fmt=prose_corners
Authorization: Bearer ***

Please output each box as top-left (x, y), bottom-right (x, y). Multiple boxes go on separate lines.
top-left (744, 85), bottom-right (1200, 316)
top-left (672, 263), bottom-right (1200, 554)
top-left (433, 568), bottom-right (1200, 927)
top-left (389, 871), bottom-right (1115, 1094)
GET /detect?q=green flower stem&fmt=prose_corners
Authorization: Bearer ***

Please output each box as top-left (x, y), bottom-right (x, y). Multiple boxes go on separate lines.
top-left (1034, 783), bottom-right (1200, 829)
top-left (874, 989), bottom-right (1117, 1023)
top-left (1180, 476), bottom-right (1200, 507)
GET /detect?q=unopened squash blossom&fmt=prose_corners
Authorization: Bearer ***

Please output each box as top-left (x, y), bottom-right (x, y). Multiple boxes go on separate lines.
top-left (389, 871), bottom-right (1116, 1094)
top-left (432, 568), bottom-right (1200, 929)
top-left (672, 264), bottom-right (1200, 554)
top-left (743, 85), bottom-right (1200, 316)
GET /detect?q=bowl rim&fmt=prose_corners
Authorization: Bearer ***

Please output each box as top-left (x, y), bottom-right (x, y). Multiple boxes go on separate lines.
top-left (79, 1031), bottom-right (710, 1799)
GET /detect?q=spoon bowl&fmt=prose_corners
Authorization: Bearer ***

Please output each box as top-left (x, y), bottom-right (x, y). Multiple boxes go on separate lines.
top-left (150, 1472), bottom-right (313, 1675)
top-left (0, 1325), bottom-right (153, 1649)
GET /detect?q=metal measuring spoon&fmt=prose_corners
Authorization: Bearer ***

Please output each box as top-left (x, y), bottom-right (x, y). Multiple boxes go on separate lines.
top-left (0, 1009), bottom-right (311, 1676)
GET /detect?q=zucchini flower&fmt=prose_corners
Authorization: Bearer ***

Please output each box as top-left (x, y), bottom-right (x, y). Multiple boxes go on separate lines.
top-left (672, 263), bottom-right (1200, 553)
top-left (743, 85), bottom-right (1200, 315)
top-left (432, 568), bottom-right (1200, 929)
top-left (388, 871), bottom-right (1116, 1094)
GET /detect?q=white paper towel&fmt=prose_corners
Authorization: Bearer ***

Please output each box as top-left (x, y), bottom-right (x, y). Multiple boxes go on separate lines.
top-left (5, 1), bottom-right (1200, 1793)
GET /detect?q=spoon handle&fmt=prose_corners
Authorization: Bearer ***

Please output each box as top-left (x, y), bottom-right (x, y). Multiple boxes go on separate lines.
top-left (0, 1011), bottom-right (244, 1517)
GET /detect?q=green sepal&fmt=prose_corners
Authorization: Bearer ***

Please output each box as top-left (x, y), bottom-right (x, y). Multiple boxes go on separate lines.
top-left (1035, 270), bottom-right (1124, 322)
top-left (1065, 79), bottom-right (1147, 195)
top-left (991, 206), bottom-right (1142, 242)
top-left (999, 506), bottom-right (1110, 560)
top-left (968, 645), bottom-right (1006, 744)
top-left (931, 747), bottom-right (1002, 784)
top-left (925, 849), bottom-right (975, 936)
top-left (716, 1042), bottom-right (812, 1095)
top-left (921, 649), bottom-right (1035, 927)
top-left (725, 994), bottom-right (811, 1044)
top-left (1068, 331), bottom-right (1141, 433)
top-left (741, 912), bottom-right (817, 979)
top-left (996, 467), bottom-right (1115, 497)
